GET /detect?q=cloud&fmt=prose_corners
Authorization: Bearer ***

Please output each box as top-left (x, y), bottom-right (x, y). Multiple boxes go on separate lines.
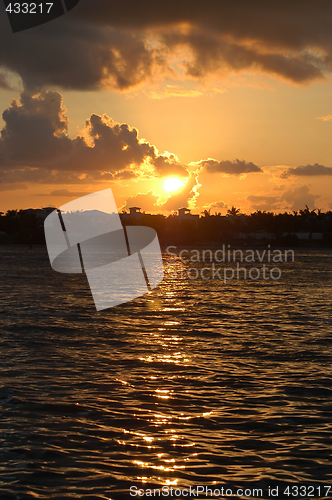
top-left (281, 163), bottom-right (332, 178)
top-left (247, 195), bottom-right (280, 211)
top-left (0, 182), bottom-right (27, 191)
top-left (61, 113), bottom-right (156, 173)
top-left (160, 172), bottom-right (200, 211)
top-left (246, 186), bottom-right (321, 212)
top-left (0, 90), bottom-right (186, 184)
top-left (281, 185), bottom-right (320, 211)
top-left (0, 168), bottom-right (90, 185)
top-left (148, 85), bottom-right (203, 99)
top-left (162, 29), bottom-right (325, 85)
top-left (2, 2), bottom-right (332, 91)
top-left (0, 73), bottom-right (10, 90)
top-left (121, 190), bottom-right (160, 212)
top-left (204, 200), bottom-right (228, 210)
top-left (47, 189), bottom-right (91, 197)
top-left (201, 158), bottom-right (263, 175)
top-left (0, 11), bottom-right (159, 91)
top-left (0, 90), bottom-right (71, 166)
top-left (153, 154), bottom-right (188, 177)
top-left (317, 114), bottom-right (332, 121)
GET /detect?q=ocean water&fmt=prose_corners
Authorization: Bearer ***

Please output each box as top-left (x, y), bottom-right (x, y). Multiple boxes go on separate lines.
top-left (0, 245), bottom-right (332, 499)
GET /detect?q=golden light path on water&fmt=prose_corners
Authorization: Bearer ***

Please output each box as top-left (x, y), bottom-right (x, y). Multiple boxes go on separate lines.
top-left (125, 265), bottom-right (198, 487)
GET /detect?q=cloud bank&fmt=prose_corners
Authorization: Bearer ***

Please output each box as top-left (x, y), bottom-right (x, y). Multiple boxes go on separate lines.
top-left (2, 1), bottom-right (332, 91)
top-left (201, 159), bottom-right (262, 175)
top-left (0, 90), bottom-right (188, 185)
top-left (281, 163), bottom-right (332, 178)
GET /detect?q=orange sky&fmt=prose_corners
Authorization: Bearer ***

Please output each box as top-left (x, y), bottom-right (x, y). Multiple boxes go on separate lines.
top-left (1, 1), bottom-right (332, 214)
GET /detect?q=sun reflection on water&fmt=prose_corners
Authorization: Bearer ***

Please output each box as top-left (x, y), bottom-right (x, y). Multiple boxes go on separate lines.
top-left (3, 247), bottom-right (332, 497)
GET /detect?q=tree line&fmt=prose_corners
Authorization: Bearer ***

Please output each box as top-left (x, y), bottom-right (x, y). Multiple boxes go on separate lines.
top-left (1, 206), bottom-right (332, 246)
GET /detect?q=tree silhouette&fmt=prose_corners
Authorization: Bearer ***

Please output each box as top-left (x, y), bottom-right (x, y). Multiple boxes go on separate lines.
top-left (227, 206), bottom-right (241, 216)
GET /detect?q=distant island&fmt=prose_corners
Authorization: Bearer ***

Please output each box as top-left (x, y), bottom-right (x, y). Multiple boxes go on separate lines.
top-left (1, 205), bottom-right (332, 247)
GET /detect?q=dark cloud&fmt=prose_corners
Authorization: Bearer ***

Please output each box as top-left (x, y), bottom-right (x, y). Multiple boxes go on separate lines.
top-left (61, 113), bottom-right (156, 173)
top-left (281, 163), bottom-right (332, 178)
top-left (0, 90), bottom-right (71, 166)
top-left (113, 170), bottom-right (138, 180)
top-left (0, 11), bottom-right (158, 91)
top-left (0, 168), bottom-right (88, 184)
top-left (0, 90), bottom-right (185, 184)
top-left (162, 30), bottom-right (324, 84)
top-left (0, 73), bottom-right (10, 90)
top-left (153, 154), bottom-right (188, 177)
top-left (1, 1), bottom-right (332, 90)
top-left (201, 159), bottom-right (262, 175)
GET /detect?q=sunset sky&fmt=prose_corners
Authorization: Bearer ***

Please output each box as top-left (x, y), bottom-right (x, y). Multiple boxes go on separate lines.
top-left (1, 0), bottom-right (332, 215)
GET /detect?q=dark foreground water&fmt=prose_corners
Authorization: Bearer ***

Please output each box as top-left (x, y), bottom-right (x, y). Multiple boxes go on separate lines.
top-left (1, 245), bottom-right (332, 499)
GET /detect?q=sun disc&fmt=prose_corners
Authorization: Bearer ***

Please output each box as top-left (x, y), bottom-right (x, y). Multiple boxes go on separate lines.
top-left (163, 177), bottom-right (184, 192)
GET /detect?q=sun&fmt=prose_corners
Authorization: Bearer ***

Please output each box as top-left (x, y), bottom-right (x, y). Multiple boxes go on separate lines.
top-left (163, 177), bottom-right (184, 192)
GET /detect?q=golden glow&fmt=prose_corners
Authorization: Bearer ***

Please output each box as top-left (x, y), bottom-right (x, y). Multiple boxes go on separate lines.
top-left (163, 177), bottom-right (184, 192)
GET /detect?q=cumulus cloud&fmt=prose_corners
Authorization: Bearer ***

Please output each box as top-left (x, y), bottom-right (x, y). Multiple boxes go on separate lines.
top-left (1, 1), bottom-right (332, 91)
top-left (0, 90), bottom-right (188, 184)
top-left (201, 158), bottom-right (262, 175)
top-left (281, 185), bottom-right (320, 211)
top-left (281, 163), bottom-right (332, 178)
top-left (0, 90), bottom-right (71, 166)
top-left (153, 153), bottom-right (188, 177)
top-left (61, 113), bottom-right (156, 173)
